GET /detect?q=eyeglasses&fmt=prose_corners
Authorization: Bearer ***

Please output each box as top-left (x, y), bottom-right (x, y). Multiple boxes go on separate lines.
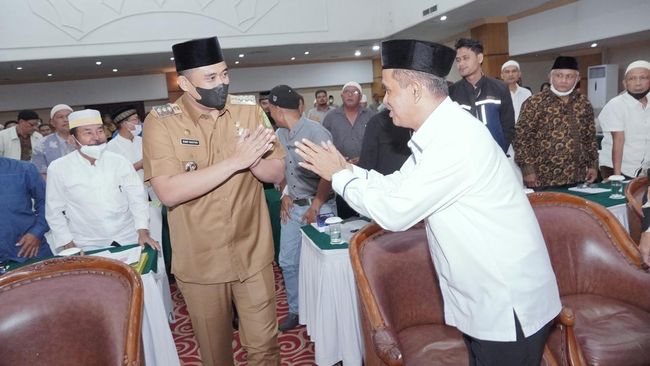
top-left (625, 76), bottom-right (650, 82)
top-left (342, 89), bottom-right (360, 96)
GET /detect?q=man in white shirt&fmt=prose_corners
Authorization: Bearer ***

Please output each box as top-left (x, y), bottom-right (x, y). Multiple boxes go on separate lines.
top-left (598, 60), bottom-right (650, 179)
top-left (106, 106), bottom-right (144, 181)
top-left (0, 110), bottom-right (43, 161)
top-left (501, 60), bottom-right (532, 122)
top-left (296, 39), bottom-right (561, 365)
top-left (45, 109), bottom-right (159, 252)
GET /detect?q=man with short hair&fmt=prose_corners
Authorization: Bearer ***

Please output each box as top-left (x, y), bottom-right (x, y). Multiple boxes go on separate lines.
top-left (269, 84), bottom-right (336, 331)
top-left (305, 89), bottom-right (335, 122)
top-left (38, 123), bottom-right (53, 136)
top-left (45, 109), bottom-right (159, 253)
top-left (0, 110), bottom-right (43, 161)
top-left (501, 60), bottom-right (532, 122)
top-left (515, 56), bottom-right (598, 188)
top-left (32, 104), bottom-right (75, 178)
top-left (0, 157), bottom-right (52, 263)
top-left (143, 36), bottom-right (284, 366)
top-left (449, 38), bottom-right (515, 153)
top-left (295, 39), bottom-right (560, 366)
top-left (322, 81), bottom-right (374, 218)
top-left (598, 60), bottom-right (650, 179)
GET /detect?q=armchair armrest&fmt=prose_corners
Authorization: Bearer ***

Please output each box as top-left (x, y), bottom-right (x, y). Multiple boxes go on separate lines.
top-left (372, 327), bottom-right (403, 366)
top-left (557, 307), bottom-right (587, 366)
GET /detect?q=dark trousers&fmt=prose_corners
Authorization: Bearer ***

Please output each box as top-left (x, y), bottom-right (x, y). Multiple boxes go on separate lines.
top-left (463, 313), bottom-right (553, 366)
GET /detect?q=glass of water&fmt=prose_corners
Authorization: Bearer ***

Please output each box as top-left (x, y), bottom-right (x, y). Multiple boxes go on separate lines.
top-left (325, 217), bottom-right (343, 244)
top-left (608, 175), bottom-right (625, 199)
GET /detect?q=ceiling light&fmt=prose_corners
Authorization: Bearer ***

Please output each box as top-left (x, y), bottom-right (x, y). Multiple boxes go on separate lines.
top-left (354, 50), bottom-right (361, 57)
top-left (95, 61), bottom-right (102, 65)
top-left (238, 54), bottom-right (245, 58)
top-left (372, 45), bottom-right (380, 51)
top-left (304, 51), bottom-right (310, 55)
top-left (170, 57), bottom-right (174, 61)
top-left (235, 61), bottom-right (240, 64)
top-left (112, 68), bottom-right (118, 72)
top-left (16, 66), bottom-right (22, 70)
top-left (47, 73), bottom-right (52, 77)
top-left (440, 15), bottom-right (447, 21)
top-left (291, 57), bottom-right (296, 61)
top-left (591, 42), bottom-right (598, 48)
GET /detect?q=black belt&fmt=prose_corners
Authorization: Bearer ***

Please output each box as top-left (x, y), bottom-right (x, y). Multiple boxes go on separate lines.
top-left (293, 193), bottom-right (335, 207)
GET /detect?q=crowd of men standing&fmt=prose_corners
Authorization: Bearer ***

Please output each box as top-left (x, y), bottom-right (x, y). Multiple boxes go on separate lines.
top-left (1, 32), bottom-right (649, 366)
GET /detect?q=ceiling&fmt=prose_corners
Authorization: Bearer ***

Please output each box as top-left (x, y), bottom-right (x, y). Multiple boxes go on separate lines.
top-left (0, 0), bottom-right (638, 85)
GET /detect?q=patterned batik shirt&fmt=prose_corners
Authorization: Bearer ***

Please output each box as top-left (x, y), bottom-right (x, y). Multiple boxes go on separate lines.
top-left (514, 88), bottom-right (598, 187)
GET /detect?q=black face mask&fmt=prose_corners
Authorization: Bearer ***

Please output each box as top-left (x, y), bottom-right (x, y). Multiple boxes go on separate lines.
top-left (193, 83), bottom-right (229, 110)
top-left (628, 89), bottom-right (649, 100)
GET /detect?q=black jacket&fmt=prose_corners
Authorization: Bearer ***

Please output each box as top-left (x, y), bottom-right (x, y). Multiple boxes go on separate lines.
top-left (449, 76), bottom-right (515, 153)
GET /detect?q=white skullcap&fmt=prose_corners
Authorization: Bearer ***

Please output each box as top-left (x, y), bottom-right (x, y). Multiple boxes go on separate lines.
top-left (501, 60), bottom-right (520, 71)
top-left (625, 60), bottom-right (650, 75)
top-left (68, 109), bottom-right (102, 130)
top-left (342, 81), bottom-right (362, 93)
top-left (50, 104), bottom-right (73, 119)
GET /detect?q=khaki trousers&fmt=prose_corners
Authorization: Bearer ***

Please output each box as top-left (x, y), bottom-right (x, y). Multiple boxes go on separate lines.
top-left (176, 264), bottom-right (280, 366)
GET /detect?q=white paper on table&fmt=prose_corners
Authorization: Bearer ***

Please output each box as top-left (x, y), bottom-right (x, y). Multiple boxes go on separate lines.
top-left (90, 246), bottom-right (142, 265)
top-left (568, 187), bottom-right (610, 194)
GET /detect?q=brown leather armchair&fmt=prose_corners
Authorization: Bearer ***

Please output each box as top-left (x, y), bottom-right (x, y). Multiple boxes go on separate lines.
top-left (350, 222), bottom-right (468, 366)
top-left (530, 192), bottom-right (650, 366)
top-left (0, 256), bottom-right (144, 366)
top-left (624, 175), bottom-right (648, 243)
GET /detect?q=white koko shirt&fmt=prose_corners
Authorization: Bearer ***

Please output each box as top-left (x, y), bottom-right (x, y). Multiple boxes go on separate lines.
top-left (598, 92), bottom-right (650, 177)
top-left (46, 150), bottom-right (149, 250)
top-left (107, 133), bottom-right (144, 181)
top-left (332, 97), bottom-right (561, 341)
top-left (510, 85), bottom-right (532, 122)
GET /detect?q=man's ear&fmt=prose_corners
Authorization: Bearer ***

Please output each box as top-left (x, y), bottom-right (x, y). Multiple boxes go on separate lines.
top-left (177, 74), bottom-right (191, 93)
top-left (477, 53), bottom-right (484, 65)
top-left (411, 81), bottom-right (422, 103)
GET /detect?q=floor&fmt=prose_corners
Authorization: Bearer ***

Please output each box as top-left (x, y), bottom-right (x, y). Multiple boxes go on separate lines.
top-left (169, 265), bottom-right (319, 365)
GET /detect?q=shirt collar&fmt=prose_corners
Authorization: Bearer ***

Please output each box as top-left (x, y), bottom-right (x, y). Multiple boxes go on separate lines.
top-left (409, 97), bottom-right (454, 154)
top-left (179, 93), bottom-right (230, 124)
top-left (7, 126), bottom-right (18, 140)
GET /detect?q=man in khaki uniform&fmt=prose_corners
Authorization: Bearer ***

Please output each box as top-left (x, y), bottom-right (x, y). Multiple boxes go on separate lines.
top-left (143, 36), bottom-right (285, 366)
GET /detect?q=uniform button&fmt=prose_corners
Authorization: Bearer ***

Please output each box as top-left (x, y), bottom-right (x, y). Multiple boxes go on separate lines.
top-left (217, 149), bottom-right (221, 154)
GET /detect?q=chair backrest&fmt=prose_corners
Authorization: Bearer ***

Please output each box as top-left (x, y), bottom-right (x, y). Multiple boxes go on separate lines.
top-left (529, 192), bottom-right (645, 301)
top-left (625, 176), bottom-right (648, 243)
top-left (0, 256), bottom-right (144, 366)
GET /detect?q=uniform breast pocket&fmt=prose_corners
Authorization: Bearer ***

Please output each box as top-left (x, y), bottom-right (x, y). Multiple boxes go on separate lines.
top-left (175, 144), bottom-right (205, 172)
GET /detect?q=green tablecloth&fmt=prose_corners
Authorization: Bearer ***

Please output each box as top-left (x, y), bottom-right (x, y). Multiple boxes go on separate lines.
top-left (547, 181), bottom-right (627, 208)
top-left (301, 224), bottom-right (349, 250)
top-left (265, 188), bottom-right (282, 262)
top-left (6, 244), bottom-right (157, 275)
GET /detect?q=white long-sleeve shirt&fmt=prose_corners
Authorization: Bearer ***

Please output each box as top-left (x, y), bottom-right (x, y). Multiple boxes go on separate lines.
top-left (46, 150), bottom-right (149, 250)
top-left (333, 97), bottom-right (561, 341)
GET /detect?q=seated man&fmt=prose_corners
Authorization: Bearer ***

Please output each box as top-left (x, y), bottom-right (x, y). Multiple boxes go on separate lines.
top-left (0, 157), bottom-right (52, 262)
top-left (45, 109), bottom-right (159, 252)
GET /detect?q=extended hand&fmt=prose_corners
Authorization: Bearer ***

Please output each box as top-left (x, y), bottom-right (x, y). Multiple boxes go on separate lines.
top-left (295, 139), bottom-right (350, 181)
top-left (16, 233), bottom-right (41, 258)
top-left (232, 126), bottom-right (276, 171)
top-left (523, 173), bottom-right (539, 188)
top-left (280, 195), bottom-right (294, 224)
top-left (585, 168), bottom-right (598, 183)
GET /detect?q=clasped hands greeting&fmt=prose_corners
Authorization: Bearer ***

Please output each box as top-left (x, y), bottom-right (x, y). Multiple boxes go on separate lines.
top-left (232, 125), bottom-right (276, 170)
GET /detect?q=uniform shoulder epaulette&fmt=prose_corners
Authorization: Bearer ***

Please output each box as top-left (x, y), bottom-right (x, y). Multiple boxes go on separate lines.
top-left (229, 95), bottom-right (257, 105)
top-left (151, 103), bottom-right (182, 118)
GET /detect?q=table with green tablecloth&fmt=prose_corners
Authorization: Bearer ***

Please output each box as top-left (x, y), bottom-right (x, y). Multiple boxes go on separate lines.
top-left (545, 181), bottom-right (629, 230)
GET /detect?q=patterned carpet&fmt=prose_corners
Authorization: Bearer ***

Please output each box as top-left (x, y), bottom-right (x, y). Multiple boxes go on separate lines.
top-left (170, 265), bottom-right (318, 365)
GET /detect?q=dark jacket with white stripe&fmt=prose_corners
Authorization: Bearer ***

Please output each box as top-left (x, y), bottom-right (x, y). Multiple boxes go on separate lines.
top-left (449, 76), bottom-right (515, 153)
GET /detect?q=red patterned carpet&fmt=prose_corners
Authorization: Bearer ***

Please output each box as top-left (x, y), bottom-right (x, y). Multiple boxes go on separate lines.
top-left (170, 265), bottom-right (318, 365)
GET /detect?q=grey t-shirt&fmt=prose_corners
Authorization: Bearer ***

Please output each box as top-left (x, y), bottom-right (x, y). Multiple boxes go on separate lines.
top-left (322, 107), bottom-right (374, 159)
top-left (276, 117), bottom-right (333, 199)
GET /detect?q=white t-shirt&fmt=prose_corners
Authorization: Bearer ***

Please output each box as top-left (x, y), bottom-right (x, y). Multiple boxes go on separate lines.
top-left (598, 92), bottom-right (650, 177)
top-left (333, 97), bottom-right (561, 341)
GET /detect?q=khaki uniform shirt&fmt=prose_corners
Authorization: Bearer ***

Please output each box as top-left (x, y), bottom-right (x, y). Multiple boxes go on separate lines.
top-left (143, 93), bottom-right (286, 284)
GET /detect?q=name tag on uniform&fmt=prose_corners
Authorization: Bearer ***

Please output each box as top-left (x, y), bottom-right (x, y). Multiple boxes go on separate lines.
top-left (180, 138), bottom-right (200, 146)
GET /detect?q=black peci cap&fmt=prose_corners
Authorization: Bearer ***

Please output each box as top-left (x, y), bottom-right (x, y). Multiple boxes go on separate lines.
top-left (172, 36), bottom-right (225, 72)
top-left (381, 39), bottom-right (456, 77)
top-left (552, 56), bottom-right (579, 71)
